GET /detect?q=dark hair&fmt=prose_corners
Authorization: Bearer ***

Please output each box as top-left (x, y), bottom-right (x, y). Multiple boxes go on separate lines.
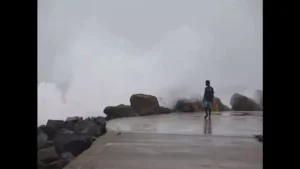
top-left (205, 80), bottom-right (210, 86)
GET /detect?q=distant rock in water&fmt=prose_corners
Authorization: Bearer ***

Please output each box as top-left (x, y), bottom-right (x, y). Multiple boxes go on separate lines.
top-left (104, 104), bottom-right (138, 120)
top-left (130, 94), bottom-right (160, 116)
top-left (230, 93), bottom-right (262, 111)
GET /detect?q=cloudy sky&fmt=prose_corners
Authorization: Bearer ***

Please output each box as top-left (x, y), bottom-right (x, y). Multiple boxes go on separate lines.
top-left (38, 0), bottom-right (262, 125)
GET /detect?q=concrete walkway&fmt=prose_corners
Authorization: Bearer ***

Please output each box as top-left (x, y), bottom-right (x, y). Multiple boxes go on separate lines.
top-left (64, 112), bottom-right (262, 169)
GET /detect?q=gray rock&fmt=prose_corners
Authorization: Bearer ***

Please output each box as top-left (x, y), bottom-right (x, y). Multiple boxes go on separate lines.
top-left (173, 99), bottom-right (202, 112)
top-left (130, 94), bottom-right (160, 116)
top-left (61, 152), bottom-right (75, 161)
top-left (65, 116), bottom-right (83, 123)
top-left (54, 131), bottom-right (92, 156)
top-left (63, 122), bottom-right (76, 131)
top-left (46, 120), bottom-right (65, 140)
top-left (74, 120), bottom-right (104, 137)
top-left (156, 106), bottom-right (172, 114)
top-left (38, 146), bottom-right (60, 164)
top-left (38, 125), bottom-right (55, 140)
top-left (38, 131), bottom-right (48, 149)
top-left (46, 120), bottom-right (64, 131)
top-left (230, 93), bottom-right (262, 111)
top-left (91, 116), bottom-right (106, 126)
top-left (104, 104), bottom-right (138, 119)
top-left (60, 129), bottom-right (74, 134)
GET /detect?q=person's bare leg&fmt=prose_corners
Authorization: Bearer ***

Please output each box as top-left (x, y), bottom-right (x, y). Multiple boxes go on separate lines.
top-left (204, 108), bottom-right (208, 119)
top-left (208, 107), bottom-right (212, 120)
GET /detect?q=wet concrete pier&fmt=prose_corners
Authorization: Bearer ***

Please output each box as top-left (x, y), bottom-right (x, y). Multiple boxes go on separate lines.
top-left (64, 112), bottom-right (262, 169)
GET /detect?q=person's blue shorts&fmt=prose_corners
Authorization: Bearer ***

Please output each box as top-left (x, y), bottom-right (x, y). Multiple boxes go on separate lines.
top-left (203, 101), bottom-right (213, 109)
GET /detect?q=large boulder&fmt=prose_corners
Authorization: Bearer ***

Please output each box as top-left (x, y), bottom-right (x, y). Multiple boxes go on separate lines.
top-left (65, 116), bottom-right (83, 123)
top-left (37, 125), bottom-right (48, 149)
top-left (63, 116), bottom-right (84, 131)
top-left (46, 120), bottom-right (64, 131)
top-left (38, 125), bottom-right (57, 146)
top-left (38, 146), bottom-right (60, 164)
top-left (173, 99), bottom-right (203, 112)
top-left (104, 104), bottom-right (138, 120)
top-left (38, 129), bottom-right (48, 149)
top-left (74, 119), bottom-right (105, 137)
top-left (46, 120), bottom-right (65, 140)
top-left (92, 116), bottom-right (107, 134)
top-left (230, 93), bottom-right (262, 111)
top-left (130, 94), bottom-right (160, 116)
top-left (212, 97), bottom-right (231, 111)
top-left (54, 130), bottom-right (92, 156)
top-left (62, 122), bottom-right (76, 131)
top-left (91, 116), bottom-right (106, 126)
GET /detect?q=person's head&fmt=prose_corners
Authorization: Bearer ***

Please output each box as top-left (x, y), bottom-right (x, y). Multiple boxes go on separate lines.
top-left (205, 80), bottom-right (210, 86)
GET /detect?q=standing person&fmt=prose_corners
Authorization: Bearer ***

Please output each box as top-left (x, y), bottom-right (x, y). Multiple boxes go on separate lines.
top-left (203, 80), bottom-right (214, 120)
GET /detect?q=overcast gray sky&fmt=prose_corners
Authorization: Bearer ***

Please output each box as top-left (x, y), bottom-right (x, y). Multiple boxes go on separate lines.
top-left (38, 0), bottom-right (262, 125)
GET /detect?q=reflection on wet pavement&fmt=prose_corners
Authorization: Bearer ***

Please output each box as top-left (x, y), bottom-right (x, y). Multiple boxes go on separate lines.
top-left (204, 119), bottom-right (212, 134)
top-left (107, 111), bottom-right (262, 137)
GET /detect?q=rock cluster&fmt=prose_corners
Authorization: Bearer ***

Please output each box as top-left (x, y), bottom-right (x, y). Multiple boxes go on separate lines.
top-left (173, 99), bottom-right (203, 112)
top-left (104, 93), bottom-right (172, 120)
top-left (104, 92), bottom-right (263, 119)
top-left (37, 116), bottom-right (106, 169)
top-left (172, 96), bottom-right (231, 112)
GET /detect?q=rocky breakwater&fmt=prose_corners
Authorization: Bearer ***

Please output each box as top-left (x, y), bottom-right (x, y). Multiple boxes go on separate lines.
top-left (37, 116), bottom-right (106, 169)
top-left (104, 93), bottom-right (233, 119)
top-left (104, 93), bottom-right (172, 120)
top-left (173, 96), bottom-right (231, 112)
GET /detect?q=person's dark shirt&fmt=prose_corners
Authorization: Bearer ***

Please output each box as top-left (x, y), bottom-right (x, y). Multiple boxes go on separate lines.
top-left (204, 86), bottom-right (214, 102)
